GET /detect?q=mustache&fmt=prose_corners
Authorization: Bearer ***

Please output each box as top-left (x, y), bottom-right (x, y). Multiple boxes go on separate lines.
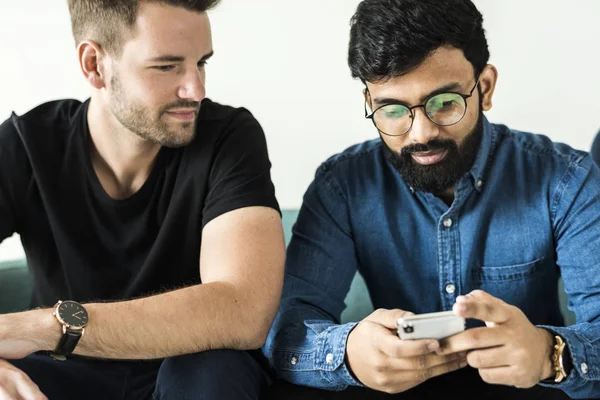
top-left (401, 139), bottom-right (457, 155)
top-left (160, 101), bottom-right (201, 114)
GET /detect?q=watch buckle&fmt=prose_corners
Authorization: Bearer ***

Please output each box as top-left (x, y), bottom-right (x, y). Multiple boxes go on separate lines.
top-left (49, 352), bottom-right (67, 362)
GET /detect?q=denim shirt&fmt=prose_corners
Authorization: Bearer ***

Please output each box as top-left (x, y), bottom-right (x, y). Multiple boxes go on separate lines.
top-left (264, 117), bottom-right (600, 398)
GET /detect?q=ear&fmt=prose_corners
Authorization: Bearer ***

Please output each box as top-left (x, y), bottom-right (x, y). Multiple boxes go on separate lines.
top-left (478, 64), bottom-right (498, 112)
top-left (77, 40), bottom-right (108, 90)
top-left (363, 86), bottom-right (372, 112)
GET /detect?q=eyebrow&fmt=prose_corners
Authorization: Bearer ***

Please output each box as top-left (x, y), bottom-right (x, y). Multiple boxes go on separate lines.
top-left (147, 50), bottom-right (215, 63)
top-left (372, 81), bottom-right (463, 107)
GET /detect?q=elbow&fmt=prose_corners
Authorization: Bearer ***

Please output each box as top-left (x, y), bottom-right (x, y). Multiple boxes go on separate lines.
top-left (245, 327), bottom-right (270, 350)
top-left (238, 303), bottom-right (279, 350)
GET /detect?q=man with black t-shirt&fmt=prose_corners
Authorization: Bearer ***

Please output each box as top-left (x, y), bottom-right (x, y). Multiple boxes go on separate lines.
top-left (0, 1), bottom-right (284, 399)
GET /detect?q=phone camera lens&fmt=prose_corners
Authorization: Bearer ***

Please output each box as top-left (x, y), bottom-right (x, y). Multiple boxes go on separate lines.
top-left (402, 324), bottom-right (414, 334)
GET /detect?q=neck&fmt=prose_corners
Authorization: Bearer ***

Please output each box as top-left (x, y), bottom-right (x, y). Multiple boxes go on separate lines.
top-left (437, 187), bottom-right (455, 206)
top-left (87, 97), bottom-right (162, 200)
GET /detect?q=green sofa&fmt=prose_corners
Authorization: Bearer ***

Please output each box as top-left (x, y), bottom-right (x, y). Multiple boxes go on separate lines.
top-left (0, 210), bottom-right (575, 326)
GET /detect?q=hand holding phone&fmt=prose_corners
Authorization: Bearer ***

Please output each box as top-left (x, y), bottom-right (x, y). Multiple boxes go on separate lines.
top-left (346, 309), bottom-right (468, 394)
top-left (397, 311), bottom-right (465, 340)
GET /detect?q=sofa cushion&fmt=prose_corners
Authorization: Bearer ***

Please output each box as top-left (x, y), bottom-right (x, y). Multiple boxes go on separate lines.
top-left (0, 259), bottom-right (32, 314)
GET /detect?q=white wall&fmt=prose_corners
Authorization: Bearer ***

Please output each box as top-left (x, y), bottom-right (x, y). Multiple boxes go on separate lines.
top-left (1, 0), bottom-right (599, 261)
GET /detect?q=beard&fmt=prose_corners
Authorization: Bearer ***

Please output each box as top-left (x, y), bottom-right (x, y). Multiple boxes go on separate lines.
top-left (382, 111), bottom-right (484, 194)
top-left (107, 70), bottom-right (200, 148)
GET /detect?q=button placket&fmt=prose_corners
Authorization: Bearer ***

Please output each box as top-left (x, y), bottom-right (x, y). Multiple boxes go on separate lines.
top-left (438, 212), bottom-right (460, 309)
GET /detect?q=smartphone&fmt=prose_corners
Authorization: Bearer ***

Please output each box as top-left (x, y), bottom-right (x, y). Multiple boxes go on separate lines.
top-left (397, 311), bottom-right (465, 340)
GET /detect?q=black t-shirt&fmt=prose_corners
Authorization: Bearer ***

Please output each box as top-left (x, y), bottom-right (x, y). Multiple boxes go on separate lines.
top-left (0, 99), bottom-right (279, 308)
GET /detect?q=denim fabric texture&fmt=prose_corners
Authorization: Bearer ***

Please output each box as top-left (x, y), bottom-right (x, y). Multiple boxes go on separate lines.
top-left (265, 117), bottom-right (600, 399)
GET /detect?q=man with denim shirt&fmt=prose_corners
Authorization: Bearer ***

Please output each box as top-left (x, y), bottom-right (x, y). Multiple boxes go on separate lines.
top-left (264, 0), bottom-right (599, 399)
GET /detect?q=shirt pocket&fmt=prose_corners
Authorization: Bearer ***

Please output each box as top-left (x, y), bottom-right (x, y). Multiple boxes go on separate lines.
top-left (472, 257), bottom-right (555, 321)
top-left (474, 257), bottom-right (545, 282)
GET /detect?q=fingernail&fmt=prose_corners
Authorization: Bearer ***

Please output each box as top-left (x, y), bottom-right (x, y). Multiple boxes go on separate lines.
top-left (456, 295), bottom-right (468, 303)
top-left (427, 341), bottom-right (440, 352)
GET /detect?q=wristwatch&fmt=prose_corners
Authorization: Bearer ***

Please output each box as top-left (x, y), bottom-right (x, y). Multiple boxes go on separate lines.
top-left (551, 335), bottom-right (571, 383)
top-left (50, 300), bottom-right (89, 361)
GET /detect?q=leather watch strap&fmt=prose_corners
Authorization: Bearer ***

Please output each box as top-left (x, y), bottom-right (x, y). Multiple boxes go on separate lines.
top-left (55, 329), bottom-right (82, 356)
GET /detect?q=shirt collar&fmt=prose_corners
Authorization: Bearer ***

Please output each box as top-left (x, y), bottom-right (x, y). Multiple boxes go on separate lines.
top-left (469, 115), bottom-right (494, 192)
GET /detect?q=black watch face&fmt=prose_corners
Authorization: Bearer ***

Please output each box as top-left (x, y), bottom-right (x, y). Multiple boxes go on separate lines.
top-left (57, 301), bottom-right (89, 329)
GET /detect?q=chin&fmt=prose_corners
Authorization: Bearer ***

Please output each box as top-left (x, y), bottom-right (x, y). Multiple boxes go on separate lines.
top-left (160, 133), bottom-right (196, 148)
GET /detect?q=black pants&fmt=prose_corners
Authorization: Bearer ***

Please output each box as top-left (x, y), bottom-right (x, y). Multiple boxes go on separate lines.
top-left (10, 352), bottom-right (574, 399)
top-left (9, 349), bottom-right (271, 400)
top-left (264, 367), bottom-right (574, 399)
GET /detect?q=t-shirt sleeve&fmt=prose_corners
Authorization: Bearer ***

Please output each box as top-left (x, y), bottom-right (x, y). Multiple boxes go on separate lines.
top-left (201, 109), bottom-right (280, 227)
top-left (0, 117), bottom-right (20, 242)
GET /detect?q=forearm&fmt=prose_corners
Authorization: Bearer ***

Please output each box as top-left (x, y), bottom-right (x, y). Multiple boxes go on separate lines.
top-left (7, 282), bottom-right (276, 360)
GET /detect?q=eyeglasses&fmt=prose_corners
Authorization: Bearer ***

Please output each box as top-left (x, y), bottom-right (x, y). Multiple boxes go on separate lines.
top-left (364, 76), bottom-right (481, 137)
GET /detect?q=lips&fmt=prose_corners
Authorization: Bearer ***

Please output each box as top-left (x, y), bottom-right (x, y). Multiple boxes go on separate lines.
top-left (165, 109), bottom-right (197, 121)
top-left (410, 149), bottom-right (448, 165)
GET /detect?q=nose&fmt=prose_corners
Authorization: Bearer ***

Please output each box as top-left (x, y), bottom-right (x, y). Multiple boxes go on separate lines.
top-left (178, 69), bottom-right (206, 102)
top-left (408, 107), bottom-right (440, 144)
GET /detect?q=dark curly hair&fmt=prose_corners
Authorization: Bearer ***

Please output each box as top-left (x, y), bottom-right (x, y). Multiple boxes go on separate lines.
top-left (348, 0), bottom-right (489, 83)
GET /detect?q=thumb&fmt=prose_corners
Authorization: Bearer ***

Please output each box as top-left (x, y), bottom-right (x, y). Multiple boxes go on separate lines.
top-left (365, 308), bottom-right (414, 330)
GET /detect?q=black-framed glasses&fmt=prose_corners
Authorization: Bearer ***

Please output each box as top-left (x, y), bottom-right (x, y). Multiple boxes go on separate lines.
top-left (364, 76), bottom-right (481, 137)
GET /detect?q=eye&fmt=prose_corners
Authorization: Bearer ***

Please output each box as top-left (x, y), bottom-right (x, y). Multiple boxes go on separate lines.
top-left (153, 65), bottom-right (176, 72)
top-left (381, 105), bottom-right (409, 119)
top-left (198, 60), bottom-right (208, 68)
top-left (441, 100), bottom-right (458, 109)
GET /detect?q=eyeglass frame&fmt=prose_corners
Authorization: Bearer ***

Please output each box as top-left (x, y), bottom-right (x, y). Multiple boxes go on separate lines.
top-left (364, 75), bottom-right (481, 137)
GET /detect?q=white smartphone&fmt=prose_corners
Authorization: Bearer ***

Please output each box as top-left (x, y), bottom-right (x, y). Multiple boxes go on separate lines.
top-left (397, 311), bottom-right (465, 340)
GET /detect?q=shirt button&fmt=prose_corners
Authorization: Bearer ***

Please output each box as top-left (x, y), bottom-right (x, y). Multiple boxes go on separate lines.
top-left (477, 180), bottom-right (483, 188)
top-left (445, 284), bottom-right (456, 294)
top-left (290, 356), bottom-right (298, 365)
top-left (326, 353), bottom-right (334, 364)
top-left (581, 363), bottom-right (588, 374)
top-left (443, 218), bottom-right (453, 228)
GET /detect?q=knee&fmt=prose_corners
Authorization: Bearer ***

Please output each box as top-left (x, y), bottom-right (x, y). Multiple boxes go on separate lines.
top-left (155, 350), bottom-right (269, 400)
top-left (159, 349), bottom-right (246, 380)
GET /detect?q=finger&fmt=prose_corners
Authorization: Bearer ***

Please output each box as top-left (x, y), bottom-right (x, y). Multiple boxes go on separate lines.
top-left (453, 291), bottom-right (512, 324)
top-left (399, 356), bottom-right (469, 382)
top-left (393, 352), bottom-right (467, 372)
top-left (366, 308), bottom-right (414, 330)
top-left (478, 366), bottom-right (515, 386)
top-left (377, 331), bottom-right (441, 358)
top-left (437, 326), bottom-right (505, 355)
top-left (466, 346), bottom-right (510, 369)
